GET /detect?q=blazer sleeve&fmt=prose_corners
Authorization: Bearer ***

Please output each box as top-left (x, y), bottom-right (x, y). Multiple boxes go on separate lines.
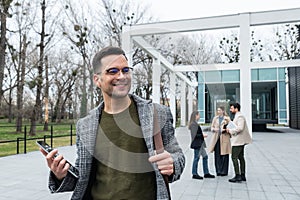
top-left (48, 171), bottom-right (77, 193)
top-left (158, 105), bottom-right (185, 183)
top-left (229, 115), bottom-right (245, 136)
top-left (48, 122), bottom-right (82, 193)
top-left (48, 114), bottom-right (90, 193)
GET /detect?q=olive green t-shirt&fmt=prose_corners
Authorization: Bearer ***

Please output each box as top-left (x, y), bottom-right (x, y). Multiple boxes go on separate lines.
top-left (91, 101), bottom-right (156, 200)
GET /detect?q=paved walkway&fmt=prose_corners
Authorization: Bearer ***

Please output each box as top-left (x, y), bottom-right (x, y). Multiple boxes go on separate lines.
top-left (0, 126), bottom-right (300, 200)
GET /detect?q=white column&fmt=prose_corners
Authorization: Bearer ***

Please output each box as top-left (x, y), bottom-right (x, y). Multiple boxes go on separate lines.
top-left (180, 81), bottom-right (186, 126)
top-left (152, 56), bottom-right (161, 103)
top-left (188, 86), bottom-right (193, 123)
top-left (285, 68), bottom-right (289, 126)
top-left (239, 13), bottom-right (252, 135)
top-left (169, 72), bottom-right (176, 127)
top-left (121, 26), bottom-right (132, 65)
top-left (122, 26), bottom-right (134, 93)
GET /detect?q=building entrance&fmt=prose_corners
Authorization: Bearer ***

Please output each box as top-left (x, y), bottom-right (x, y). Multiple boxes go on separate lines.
top-left (205, 82), bottom-right (278, 128)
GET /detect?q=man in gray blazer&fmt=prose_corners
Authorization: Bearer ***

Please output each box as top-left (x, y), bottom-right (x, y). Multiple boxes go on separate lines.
top-left (226, 102), bottom-right (252, 183)
top-left (40, 46), bottom-right (185, 199)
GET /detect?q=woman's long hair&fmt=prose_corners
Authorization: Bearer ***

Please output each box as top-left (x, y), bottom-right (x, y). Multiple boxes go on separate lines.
top-left (188, 111), bottom-right (199, 130)
top-left (216, 106), bottom-right (229, 116)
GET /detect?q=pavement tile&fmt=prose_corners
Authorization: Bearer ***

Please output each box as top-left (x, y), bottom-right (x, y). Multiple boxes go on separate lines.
top-left (1, 126), bottom-right (300, 200)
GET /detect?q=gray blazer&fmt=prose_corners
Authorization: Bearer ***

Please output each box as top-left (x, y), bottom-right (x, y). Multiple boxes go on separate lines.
top-left (48, 94), bottom-right (185, 200)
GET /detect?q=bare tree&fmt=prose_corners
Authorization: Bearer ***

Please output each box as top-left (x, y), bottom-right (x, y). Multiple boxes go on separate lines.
top-left (131, 47), bottom-right (154, 100)
top-left (52, 65), bottom-right (77, 123)
top-left (61, 1), bottom-right (95, 117)
top-left (43, 56), bottom-right (49, 130)
top-left (0, 0), bottom-right (13, 113)
top-left (2, 60), bottom-right (17, 122)
top-left (8, 1), bottom-right (35, 131)
top-left (273, 24), bottom-right (300, 60)
top-left (16, 36), bottom-right (27, 131)
top-left (219, 33), bottom-right (240, 63)
top-left (99, 0), bottom-right (151, 47)
top-left (29, 0), bottom-right (47, 135)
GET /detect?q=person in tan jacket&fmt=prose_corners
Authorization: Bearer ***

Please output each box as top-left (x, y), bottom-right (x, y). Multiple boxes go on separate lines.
top-left (226, 103), bottom-right (252, 183)
top-left (209, 106), bottom-right (231, 176)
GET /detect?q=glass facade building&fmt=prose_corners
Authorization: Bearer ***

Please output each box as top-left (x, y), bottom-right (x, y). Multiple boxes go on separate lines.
top-left (198, 67), bottom-right (288, 125)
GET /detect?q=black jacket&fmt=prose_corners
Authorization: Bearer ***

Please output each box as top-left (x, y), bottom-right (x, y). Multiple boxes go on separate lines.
top-left (189, 121), bottom-right (205, 149)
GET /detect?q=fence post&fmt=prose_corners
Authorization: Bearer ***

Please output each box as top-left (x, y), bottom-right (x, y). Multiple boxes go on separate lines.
top-left (50, 125), bottom-right (53, 147)
top-left (17, 138), bottom-right (20, 154)
top-left (24, 126), bottom-right (27, 154)
top-left (70, 124), bottom-right (73, 146)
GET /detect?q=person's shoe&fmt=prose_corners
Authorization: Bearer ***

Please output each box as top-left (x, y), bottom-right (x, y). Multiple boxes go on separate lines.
top-left (228, 175), bottom-right (242, 183)
top-left (204, 173), bottom-right (215, 178)
top-left (217, 173), bottom-right (221, 176)
top-left (220, 174), bottom-right (228, 176)
top-left (192, 175), bottom-right (203, 180)
top-left (241, 174), bottom-right (246, 181)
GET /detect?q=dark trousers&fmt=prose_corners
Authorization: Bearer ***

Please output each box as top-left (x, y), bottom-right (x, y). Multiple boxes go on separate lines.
top-left (214, 138), bottom-right (229, 175)
top-left (231, 145), bottom-right (245, 175)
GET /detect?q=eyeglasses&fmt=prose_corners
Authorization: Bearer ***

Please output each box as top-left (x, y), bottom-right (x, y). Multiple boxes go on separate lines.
top-left (96, 67), bottom-right (133, 76)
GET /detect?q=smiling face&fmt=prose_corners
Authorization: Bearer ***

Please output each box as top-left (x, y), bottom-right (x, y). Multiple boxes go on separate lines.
top-left (93, 54), bottom-right (132, 100)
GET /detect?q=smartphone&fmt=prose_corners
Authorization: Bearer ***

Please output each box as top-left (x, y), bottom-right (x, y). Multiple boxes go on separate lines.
top-left (36, 140), bottom-right (79, 179)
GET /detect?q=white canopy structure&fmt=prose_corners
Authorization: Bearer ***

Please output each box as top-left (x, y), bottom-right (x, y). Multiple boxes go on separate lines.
top-left (122, 8), bottom-right (300, 133)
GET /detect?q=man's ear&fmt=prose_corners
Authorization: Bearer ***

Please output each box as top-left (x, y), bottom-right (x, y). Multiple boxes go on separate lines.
top-left (93, 74), bottom-right (101, 88)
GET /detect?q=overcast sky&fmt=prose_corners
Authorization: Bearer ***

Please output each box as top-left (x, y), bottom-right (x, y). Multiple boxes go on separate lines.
top-left (140, 0), bottom-right (300, 21)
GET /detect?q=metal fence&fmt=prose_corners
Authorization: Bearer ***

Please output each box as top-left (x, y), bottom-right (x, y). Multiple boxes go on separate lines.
top-left (0, 124), bottom-right (75, 155)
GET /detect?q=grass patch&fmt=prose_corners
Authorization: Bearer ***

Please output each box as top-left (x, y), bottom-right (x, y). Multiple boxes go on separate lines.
top-left (0, 136), bottom-right (76, 157)
top-left (0, 122), bottom-right (76, 157)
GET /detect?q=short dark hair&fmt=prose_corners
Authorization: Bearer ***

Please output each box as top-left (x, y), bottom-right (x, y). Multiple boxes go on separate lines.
top-left (92, 46), bottom-right (127, 73)
top-left (230, 102), bottom-right (241, 111)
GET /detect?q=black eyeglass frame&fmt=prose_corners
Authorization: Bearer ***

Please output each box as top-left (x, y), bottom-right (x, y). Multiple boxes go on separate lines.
top-left (96, 67), bottom-right (133, 75)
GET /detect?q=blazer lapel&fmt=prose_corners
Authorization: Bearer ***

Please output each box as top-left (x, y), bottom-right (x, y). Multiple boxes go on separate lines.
top-left (136, 102), bottom-right (155, 156)
top-left (80, 104), bottom-right (103, 156)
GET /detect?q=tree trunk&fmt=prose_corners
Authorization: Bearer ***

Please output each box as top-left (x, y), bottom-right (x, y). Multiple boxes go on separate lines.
top-left (30, 0), bottom-right (46, 135)
top-left (0, 1), bottom-right (12, 112)
top-left (53, 99), bottom-right (60, 123)
top-left (16, 35), bottom-right (27, 132)
top-left (7, 88), bottom-right (12, 122)
top-left (43, 56), bottom-right (49, 131)
top-left (80, 62), bottom-right (87, 118)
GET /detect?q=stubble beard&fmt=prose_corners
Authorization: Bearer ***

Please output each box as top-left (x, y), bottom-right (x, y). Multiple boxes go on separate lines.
top-left (110, 84), bottom-right (131, 99)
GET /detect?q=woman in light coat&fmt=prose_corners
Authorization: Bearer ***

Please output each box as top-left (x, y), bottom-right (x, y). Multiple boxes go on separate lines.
top-left (208, 106), bottom-right (231, 176)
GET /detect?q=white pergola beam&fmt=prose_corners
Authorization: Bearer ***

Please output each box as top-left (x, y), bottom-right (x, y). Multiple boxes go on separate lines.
top-left (133, 36), bottom-right (197, 87)
top-left (124, 8), bottom-right (300, 36)
top-left (250, 8), bottom-right (300, 26)
top-left (174, 59), bottom-right (300, 72)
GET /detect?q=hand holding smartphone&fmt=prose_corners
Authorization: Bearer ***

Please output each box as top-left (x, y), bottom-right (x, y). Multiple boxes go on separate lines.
top-left (36, 140), bottom-right (79, 179)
